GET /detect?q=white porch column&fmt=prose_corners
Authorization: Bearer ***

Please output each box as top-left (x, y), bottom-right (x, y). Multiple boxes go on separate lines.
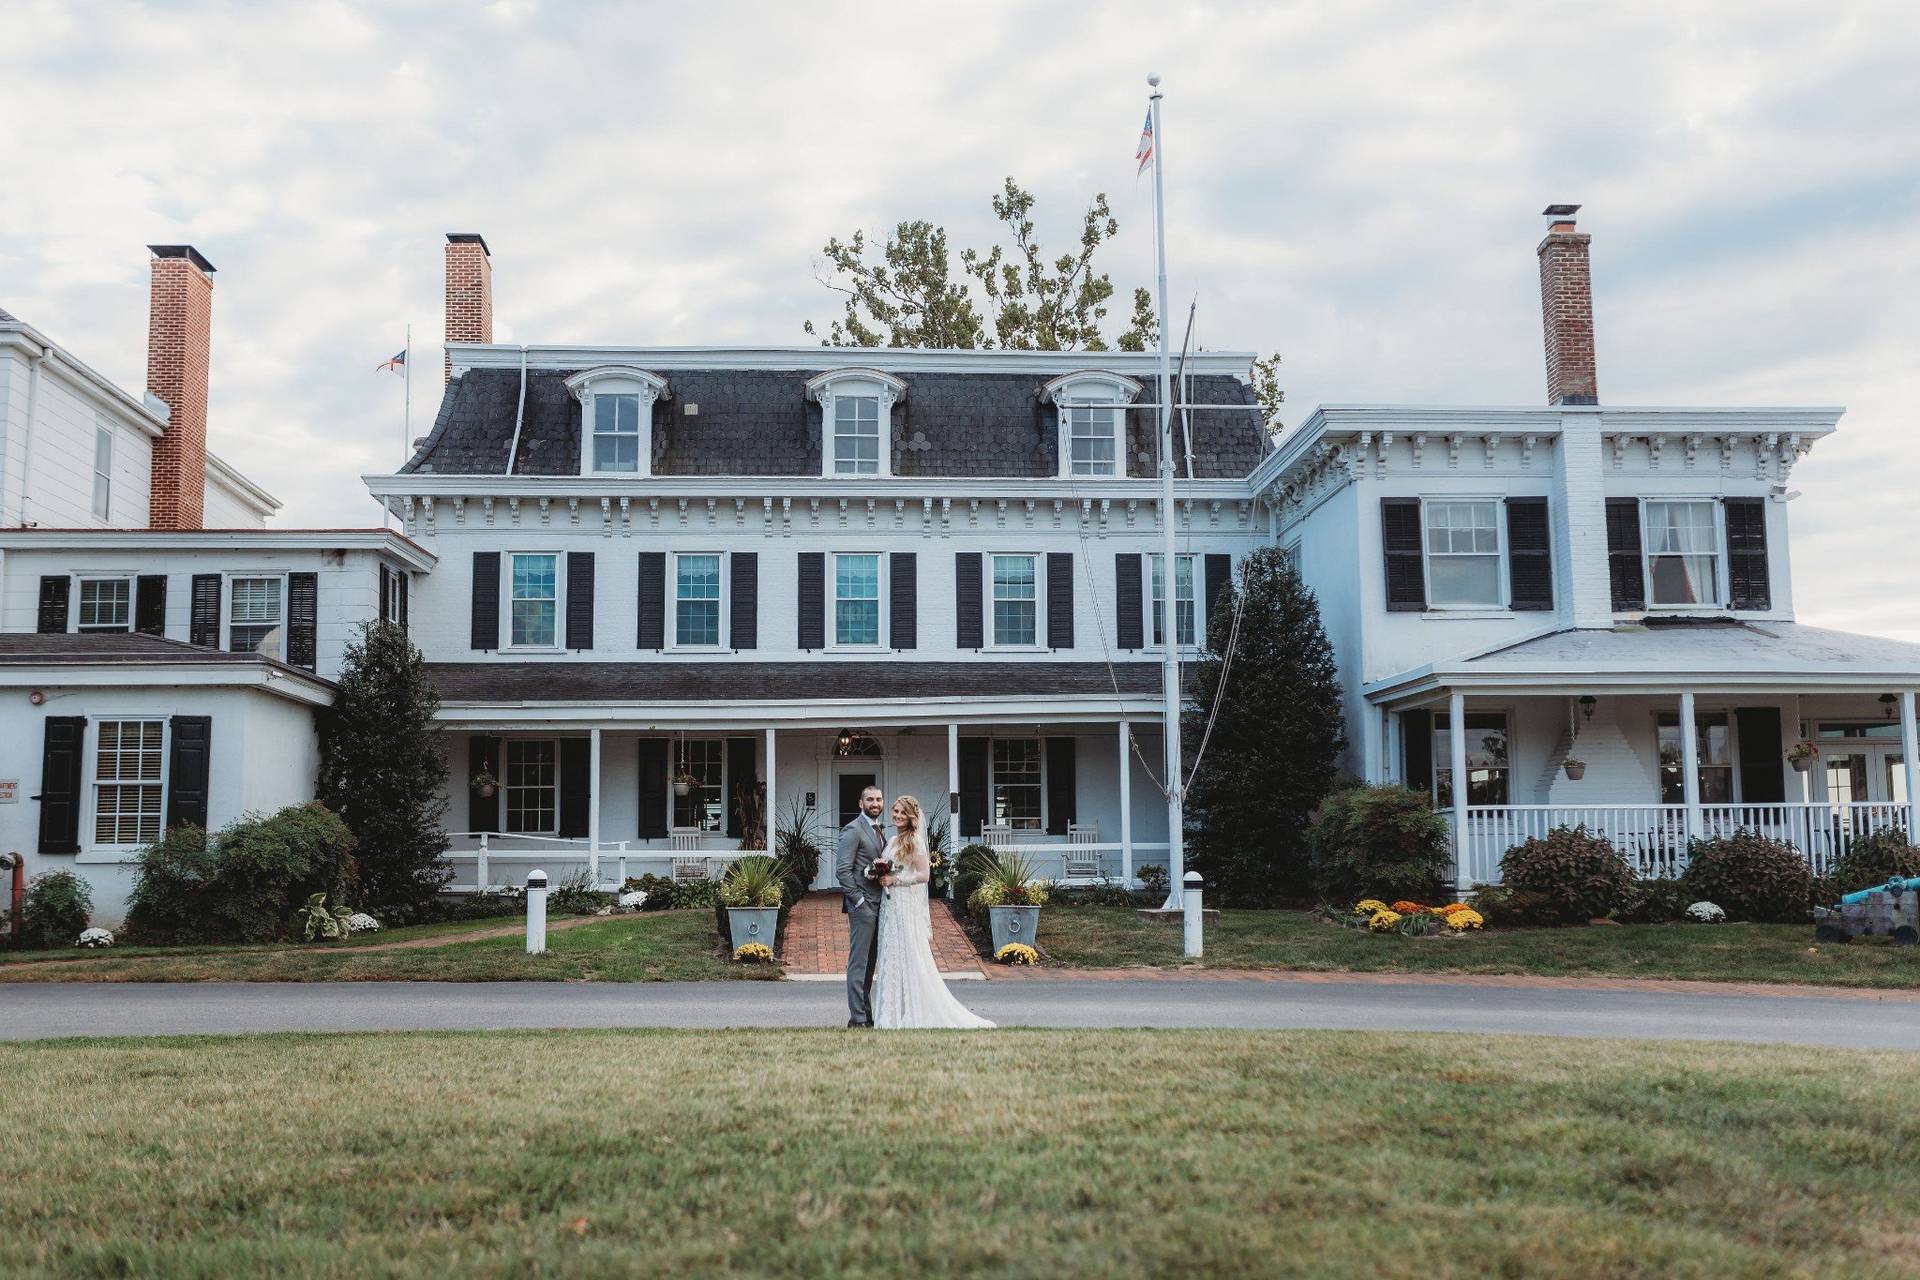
top-left (1901, 692), bottom-right (1920, 839)
top-left (1680, 692), bottom-right (1701, 840)
top-left (1118, 720), bottom-right (1134, 886)
top-left (1384, 709), bottom-right (1401, 785)
top-left (588, 728), bottom-right (602, 886)
top-left (947, 723), bottom-right (961, 897)
top-left (1448, 691), bottom-right (1469, 891)
top-left (765, 727), bottom-right (777, 851)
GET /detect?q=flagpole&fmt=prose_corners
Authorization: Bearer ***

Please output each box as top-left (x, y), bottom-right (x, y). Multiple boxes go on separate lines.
top-left (1148, 73), bottom-right (1185, 910)
top-left (403, 322), bottom-right (413, 464)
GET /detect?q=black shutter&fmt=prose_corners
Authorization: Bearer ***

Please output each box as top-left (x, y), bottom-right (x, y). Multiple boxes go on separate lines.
top-left (36, 576), bottom-right (69, 633)
top-left (726, 738), bottom-right (756, 838)
top-left (637, 553), bottom-right (666, 649)
top-left (467, 735), bottom-right (500, 833)
top-left (397, 573), bottom-right (409, 634)
top-left (190, 574), bottom-right (222, 647)
top-left (1735, 707), bottom-right (1785, 804)
top-left (134, 575), bottom-right (167, 636)
top-left (1505, 498), bottom-right (1554, 611)
top-left (566, 552), bottom-right (595, 649)
top-left (1401, 710), bottom-right (1433, 799)
top-left (1203, 554), bottom-right (1231, 647)
top-left (1605, 499), bottom-right (1645, 611)
top-left (797, 552), bottom-right (825, 650)
top-left (636, 738), bottom-right (669, 839)
top-left (955, 552), bottom-right (983, 650)
top-left (890, 553), bottom-right (917, 650)
top-left (958, 738), bottom-right (990, 838)
top-left (379, 564), bottom-right (392, 623)
top-left (1381, 498), bottom-right (1425, 611)
top-left (1045, 737), bottom-right (1076, 835)
top-left (286, 572), bottom-right (318, 670)
top-left (557, 738), bottom-right (589, 838)
top-left (36, 717), bottom-right (86, 854)
top-left (1725, 498), bottom-right (1771, 611)
top-left (470, 552), bottom-right (500, 650)
top-left (1115, 554), bottom-right (1143, 650)
top-left (1046, 552), bottom-right (1074, 649)
top-left (165, 715), bottom-right (212, 831)
top-left (730, 552), bottom-right (758, 650)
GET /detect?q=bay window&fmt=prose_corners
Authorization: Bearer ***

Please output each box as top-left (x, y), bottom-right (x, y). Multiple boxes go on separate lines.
top-left (509, 554), bottom-right (558, 648)
top-left (834, 553), bottom-right (881, 646)
top-left (1424, 500), bottom-right (1502, 608)
top-left (991, 554), bottom-right (1038, 646)
top-left (991, 739), bottom-right (1043, 830)
top-left (674, 553), bottom-right (722, 647)
top-left (1644, 500), bottom-right (1721, 607)
top-left (93, 719), bottom-right (164, 846)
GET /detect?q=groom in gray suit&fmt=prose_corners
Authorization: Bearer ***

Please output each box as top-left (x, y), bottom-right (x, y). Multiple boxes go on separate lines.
top-left (836, 785), bottom-right (890, 1028)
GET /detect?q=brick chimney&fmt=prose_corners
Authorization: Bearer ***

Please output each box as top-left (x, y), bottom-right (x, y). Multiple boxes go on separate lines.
top-left (145, 244), bottom-right (215, 530)
top-left (444, 233), bottom-right (492, 380)
top-left (1537, 205), bottom-right (1598, 406)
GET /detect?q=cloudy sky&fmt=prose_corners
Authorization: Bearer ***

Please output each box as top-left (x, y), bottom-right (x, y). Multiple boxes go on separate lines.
top-left (3, 1), bottom-right (1916, 633)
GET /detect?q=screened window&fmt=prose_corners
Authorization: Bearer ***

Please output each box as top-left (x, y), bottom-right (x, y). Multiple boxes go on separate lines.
top-left (591, 392), bottom-right (642, 473)
top-left (92, 425), bottom-right (113, 521)
top-left (503, 740), bottom-right (557, 834)
top-left (228, 576), bottom-right (283, 656)
top-left (1644, 500), bottom-right (1720, 606)
top-left (77, 578), bottom-right (132, 633)
top-left (1149, 554), bottom-right (1196, 646)
top-left (675, 554), bottom-right (722, 646)
top-left (509, 554), bottom-right (558, 647)
top-left (1424, 500), bottom-right (1502, 607)
top-left (991, 739), bottom-right (1043, 830)
top-left (832, 395), bottom-right (881, 475)
top-left (834, 553), bottom-right (881, 646)
top-left (991, 554), bottom-right (1038, 646)
top-left (1067, 405), bottom-right (1117, 477)
top-left (674, 738), bottom-right (726, 832)
top-left (1657, 713), bottom-right (1733, 803)
top-left (1433, 712), bottom-right (1510, 806)
top-left (93, 719), bottom-right (164, 845)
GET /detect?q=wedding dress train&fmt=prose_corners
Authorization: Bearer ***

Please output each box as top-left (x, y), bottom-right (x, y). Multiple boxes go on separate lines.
top-left (870, 844), bottom-right (995, 1030)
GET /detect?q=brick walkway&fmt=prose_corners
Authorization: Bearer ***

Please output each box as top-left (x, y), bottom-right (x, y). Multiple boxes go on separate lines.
top-left (782, 891), bottom-right (984, 976)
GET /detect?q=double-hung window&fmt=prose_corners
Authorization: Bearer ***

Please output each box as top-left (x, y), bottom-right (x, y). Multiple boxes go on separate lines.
top-left (93, 719), bottom-right (164, 846)
top-left (76, 578), bottom-right (132, 633)
top-left (991, 739), bottom-right (1043, 830)
top-left (509, 554), bottom-right (558, 647)
top-left (674, 738), bottom-right (726, 831)
top-left (1657, 713), bottom-right (1733, 803)
top-left (1431, 712), bottom-right (1510, 806)
top-left (1067, 405), bottom-right (1118, 476)
top-left (1149, 554), bottom-right (1197, 647)
top-left (92, 424), bottom-right (113, 521)
top-left (1643, 500), bottom-right (1721, 607)
top-left (503, 740), bottom-right (557, 834)
top-left (1424, 500), bottom-right (1502, 608)
top-left (674, 553), bottom-right (722, 647)
top-left (832, 395), bottom-right (881, 475)
top-left (834, 553), bottom-right (881, 646)
top-left (592, 392), bottom-right (642, 473)
top-left (991, 554), bottom-right (1038, 646)
top-left (228, 576), bottom-right (283, 656)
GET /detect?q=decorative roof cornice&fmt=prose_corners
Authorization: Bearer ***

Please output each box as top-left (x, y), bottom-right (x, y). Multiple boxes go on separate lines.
top-left (448, 342), bottom-right (1255, 379)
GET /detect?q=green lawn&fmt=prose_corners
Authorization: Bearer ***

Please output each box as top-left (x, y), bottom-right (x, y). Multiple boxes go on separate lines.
top-left (3, 1029), bottom-right (1918, 1277)
top-left (1037, 907), bottom-right (1920, 989)
top-left (0, 912), bottom-right (765, 983)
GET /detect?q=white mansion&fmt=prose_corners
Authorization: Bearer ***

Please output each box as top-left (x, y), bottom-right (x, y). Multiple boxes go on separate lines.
top-left (8, 213), bottom-right (1920, 921)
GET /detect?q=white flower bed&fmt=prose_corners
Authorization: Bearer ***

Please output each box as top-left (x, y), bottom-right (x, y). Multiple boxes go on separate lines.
top-left (1685, 901), bottom-right (1726, 924)
top-left (618, 890), bottom-right (648, 911)
top-left (77, 927), bottom-right (115, 948)
top-left (346, 913), bottom-right (381, 933)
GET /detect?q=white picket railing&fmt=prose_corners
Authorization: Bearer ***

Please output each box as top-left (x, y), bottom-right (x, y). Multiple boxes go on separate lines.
top-left (1451, 802), bottom-right (1910, 885)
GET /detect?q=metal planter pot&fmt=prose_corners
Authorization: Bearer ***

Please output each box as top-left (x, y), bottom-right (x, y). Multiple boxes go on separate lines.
top-left (727, 907), bottom-right (780, 952)
top-left (988, 904), bottom-right (1041, 955)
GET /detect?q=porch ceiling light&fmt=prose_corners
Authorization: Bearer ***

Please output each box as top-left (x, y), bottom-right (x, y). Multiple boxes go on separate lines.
top-left (1578, 695), bottom-right (1597, 722)
top-left (1881, 693), bottom-right (1898, 721)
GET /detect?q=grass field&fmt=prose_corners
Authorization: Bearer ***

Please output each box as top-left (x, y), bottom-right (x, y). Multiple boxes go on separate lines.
top-left (2, 1029), bottom-right (1918, 1278)
top-left (1037, 907), bottom-right (1920, 988)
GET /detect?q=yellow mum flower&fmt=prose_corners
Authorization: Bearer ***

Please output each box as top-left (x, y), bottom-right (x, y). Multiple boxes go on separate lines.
top-left (733, 942), bottom-right (776, 963)
top-left (996, 943), bottom-right (1039, 966)
top-left (1443, 909), bottom-right (1484, 931)
top-left (1367, 909), bottom-right (1402, 931)
top-left (1354, 899), bottom-right (1389, 916)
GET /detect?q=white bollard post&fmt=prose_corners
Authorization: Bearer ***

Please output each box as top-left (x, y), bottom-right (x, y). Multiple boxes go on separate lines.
top-left (1183, 870), bottom-right (1203, 958)
top-left (526, 869), bottom-right (549, 955)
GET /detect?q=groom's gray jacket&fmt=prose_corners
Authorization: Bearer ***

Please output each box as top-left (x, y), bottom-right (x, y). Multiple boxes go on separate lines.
top-left (836, 815), bottom-right (888, 914)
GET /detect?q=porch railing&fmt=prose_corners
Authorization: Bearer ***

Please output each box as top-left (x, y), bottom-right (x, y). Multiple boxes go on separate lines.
top-left (1450, 802), bottom-right (1909, 885)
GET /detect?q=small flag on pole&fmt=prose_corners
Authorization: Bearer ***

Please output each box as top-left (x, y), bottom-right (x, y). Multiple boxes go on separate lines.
top-left (1135, 108), bottom-right (1154, 175)
top-left (376, 350), bottom-right (407, 374)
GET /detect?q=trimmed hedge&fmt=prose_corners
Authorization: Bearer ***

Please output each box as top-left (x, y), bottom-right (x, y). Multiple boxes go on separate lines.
top-left (1680, 831), bottom-right (1817, 923)
top-left (1830, 829), bottom-right (1920, 895)
top-left (1498, 826), bottom-right (1636, 923)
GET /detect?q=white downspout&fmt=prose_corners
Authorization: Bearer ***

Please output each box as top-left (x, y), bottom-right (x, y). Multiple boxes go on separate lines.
top-left (504, 345), bottom-right (529, 476)
top-left (16, 343), bottom-right (52, 526)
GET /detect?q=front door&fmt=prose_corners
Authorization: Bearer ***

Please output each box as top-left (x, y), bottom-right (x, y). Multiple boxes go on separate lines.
top-left (814, 764), bottom-right (882, 889)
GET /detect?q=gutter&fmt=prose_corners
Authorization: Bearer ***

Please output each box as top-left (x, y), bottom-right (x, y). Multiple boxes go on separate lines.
top-left (504, 345), bottom-right (528, 477)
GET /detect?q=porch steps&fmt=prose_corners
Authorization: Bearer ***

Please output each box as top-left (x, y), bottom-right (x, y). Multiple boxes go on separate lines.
top-left (781, 891), bottom-right (986, 979)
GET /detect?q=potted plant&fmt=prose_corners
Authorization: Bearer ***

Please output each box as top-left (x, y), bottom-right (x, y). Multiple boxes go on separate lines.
top-left (718, 855), bottom-right (788, 953)
top-left (672, 768), bottom-right (699, 798)
top-left (469, 767), bottom-right (499, 799)
top-left (1787, 740), bottom-right (1818, 773)
top-left (962, 846), bottom-right (1050, 955)
top-left (1561, 757), bottom-right (1586, 780)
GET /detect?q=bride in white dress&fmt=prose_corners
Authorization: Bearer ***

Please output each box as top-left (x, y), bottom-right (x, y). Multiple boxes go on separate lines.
top-left (869, 795), bottom-right (995, 1030)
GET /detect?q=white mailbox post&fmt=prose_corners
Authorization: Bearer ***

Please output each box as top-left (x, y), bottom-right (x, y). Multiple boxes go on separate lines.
top-left (1182, 870), bottom-right (1204, 959)
top-left (526, 869), bottom-right (549, 955)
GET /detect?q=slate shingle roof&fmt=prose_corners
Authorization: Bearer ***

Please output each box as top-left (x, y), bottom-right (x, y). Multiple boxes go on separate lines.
top-left (427, 660), bottom-right (1161, 703)
top-left (403, 366), bottom-right (1268, 479)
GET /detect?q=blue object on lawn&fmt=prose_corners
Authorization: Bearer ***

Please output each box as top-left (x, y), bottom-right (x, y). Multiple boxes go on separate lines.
top-left (1838, 875), bottom-right (1920, 906)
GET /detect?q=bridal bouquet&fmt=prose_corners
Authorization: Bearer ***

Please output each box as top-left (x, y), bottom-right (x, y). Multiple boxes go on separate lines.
top-left (864, 857), bottom-right (897, 883)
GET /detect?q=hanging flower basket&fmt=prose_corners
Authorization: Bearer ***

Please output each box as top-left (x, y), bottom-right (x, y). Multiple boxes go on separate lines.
top-left (672, 771), bottom-right (698, 797)
top-left (1562, 759), bottom-right (1586, 780)
top-left (470, 769), bottom-right (499, 799)
top-left (1788, 741), bottom-right (1818, 773)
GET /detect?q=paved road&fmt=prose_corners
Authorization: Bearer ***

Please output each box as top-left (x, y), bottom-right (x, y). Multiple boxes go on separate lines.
top-left (5, 978), bottom-right (1919, 1048)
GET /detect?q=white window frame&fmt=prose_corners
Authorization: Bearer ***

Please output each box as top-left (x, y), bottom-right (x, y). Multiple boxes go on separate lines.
top-left (564, 366), bottom-right (669, 478)
top-left (1420, 497), bottom-right (1507, 612)
top-left (222, 572), bottom-right (287, 657)
top-left (503, 552), bottom-right (564, 652)
top-left (384, 569), bottom-right (404, 626)
top-left (72, 574), bottom-right (136, 634)
top-left (670, 551), bottom-right (726, 651)
top-left (989, 737), bottom-right (1046, 831)
top-left (830, 551), bottom-right (887, 651)
top-left (806, 369), bottom-right (906, 480)
top-left (501, 738), bottom-right (560, 836)
top-left (91, 421), bottom-right (113, 521)
top-left (1640, 497), bottom-right (1726, 610)
top-left (88, 715), bottom-right (168, 853)
top-left (987, 552), bottom-right (1043, 651)
top-left (1148, 553), bottom-right (1200, 651)
top-left (1042, 370), bottom-right (1142, 480)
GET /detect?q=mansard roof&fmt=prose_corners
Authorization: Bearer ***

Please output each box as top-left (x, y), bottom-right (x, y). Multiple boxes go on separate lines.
top-left (401, 348), bottom-right (1268, 480)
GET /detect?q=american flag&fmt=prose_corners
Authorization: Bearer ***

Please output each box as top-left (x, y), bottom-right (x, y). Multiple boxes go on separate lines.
top-left (376, 349), bottom-right (406, 373)
top-left (1135, 108), bottom-right (1154, 175)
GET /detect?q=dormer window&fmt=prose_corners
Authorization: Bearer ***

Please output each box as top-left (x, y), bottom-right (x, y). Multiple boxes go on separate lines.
top-left (806, 369), bottom-right (906, 479)
top-left (1042, 371), bottom-right (1142, 479)
top-left (565, 366), bottom-right (669, 478)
